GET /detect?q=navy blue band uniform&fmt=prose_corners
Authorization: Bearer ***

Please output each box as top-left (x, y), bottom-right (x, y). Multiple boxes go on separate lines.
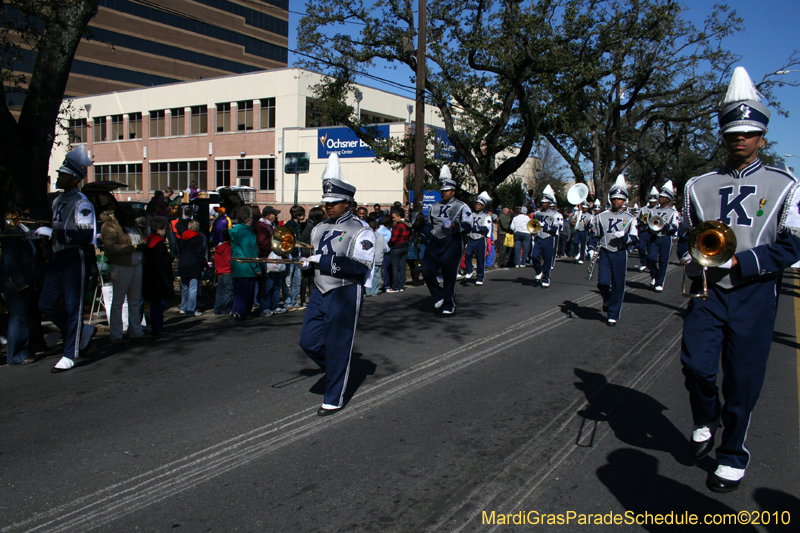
top-left (421, 192), bottom-right (473, 314)
top-left (464, 210), bottom-right (492, 283)
top-left (573, 210), bottom-right (592, 262)
top-left (588, 209), bottom-right (638, 323)
top-left (531, 209), bottom-right (562, 286)
top-left (678, 158), bottom-right (800, 473)
top-left (647, 204), bottom-right (680, 290)
top-left (637, 203), bottom-right (655, 271)
top-left (299, 156), bottom-right (375, 413)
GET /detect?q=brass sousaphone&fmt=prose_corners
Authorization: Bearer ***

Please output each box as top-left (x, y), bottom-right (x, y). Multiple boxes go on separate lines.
top-left (681, 220), bottom-right (737, 299)
top-left (566, 183), bottom-right (589, 206)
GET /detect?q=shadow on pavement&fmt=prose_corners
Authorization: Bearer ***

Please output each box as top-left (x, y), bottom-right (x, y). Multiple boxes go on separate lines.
top-left (573, 368), bottom-right (693, 467)
top-left (597, 449), bottom-right (758, 532)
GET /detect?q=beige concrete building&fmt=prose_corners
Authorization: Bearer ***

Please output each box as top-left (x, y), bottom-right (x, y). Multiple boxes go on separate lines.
top-left (52, 68), bottom-right (447, 217)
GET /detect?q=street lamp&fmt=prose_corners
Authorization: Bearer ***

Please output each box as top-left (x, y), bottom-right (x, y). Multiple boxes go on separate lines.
top-left (784, 154), bottom-right (800, 159)
top-left (777, 70), bottom-right (800, 75)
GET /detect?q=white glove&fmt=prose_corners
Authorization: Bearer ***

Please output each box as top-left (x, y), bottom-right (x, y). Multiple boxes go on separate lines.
top-left (300, 259), bottom-right (312, 270)
top-left (612, 231), bottom-right (625, 239)
top-left (306, 254), bottom-right (321, 263)
top-left (34, 226), bottom-right (53, 239)
top-left (588, 249), bottom-right (596, 260)
top-left (442, 218), bottom-right (452, 229)
top-left (680, 253), bottom-right (692, 265)
top-left (716, 258), bottom-right (734, 269)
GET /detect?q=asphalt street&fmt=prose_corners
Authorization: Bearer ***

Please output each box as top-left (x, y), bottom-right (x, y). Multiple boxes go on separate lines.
top-left (1, 255), bottom-right (798, 532)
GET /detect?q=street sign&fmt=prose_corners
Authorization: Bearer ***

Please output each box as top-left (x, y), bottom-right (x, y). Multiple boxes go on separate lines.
top-left (284, 152), bottom-right (310, 174)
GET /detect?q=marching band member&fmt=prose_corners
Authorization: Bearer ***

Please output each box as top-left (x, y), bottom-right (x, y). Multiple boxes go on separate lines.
top-left (37, 146), bottom-right (97, 373)
top-left (587, 175), bottom-right (638, 326)
top-left (420, 166), bottom-right (473, 314)
top-left (573, 201), bottom-right (592, 264)
top-left (637, 188), bottom-right (658, 272)
top-left (531, 185), bottom-right (562, 288)
top-left (647, 180), bottom-right (680, 292)
top-left (678, 67), bottom-right (800, 492)
top-left (298, 154), bottom-right (375, 416)
top-left (463, 192), bottom-right (493, 285)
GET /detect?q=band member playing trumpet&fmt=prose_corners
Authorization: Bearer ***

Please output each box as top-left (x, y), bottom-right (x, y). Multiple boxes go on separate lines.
top-left (531, 185), bottom-right (562, 288)
top-left (678, 67), bottom-right (800, 493)
top-left (299, 154), bottom-right (375, 416)
top-left (587, 175), bottom-right (638, 326)
top-left (647, 180), bottom-right (681, 292)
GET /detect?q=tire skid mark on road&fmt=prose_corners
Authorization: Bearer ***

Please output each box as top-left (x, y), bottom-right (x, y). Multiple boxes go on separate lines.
top-left (3, 265), bottom-right (678, 533)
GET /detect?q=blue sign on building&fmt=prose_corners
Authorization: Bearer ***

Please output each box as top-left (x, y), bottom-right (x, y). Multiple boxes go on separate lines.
top-left (317, 125), bottom-right (391, 159)
top-left (433, 127), bottom-right (462, 162)
top-left (409, 189), bottom-right (442, 218)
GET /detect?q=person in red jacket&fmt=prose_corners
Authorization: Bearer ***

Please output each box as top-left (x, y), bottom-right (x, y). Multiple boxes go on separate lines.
top-left (214, 230), bottom-right (233, 315)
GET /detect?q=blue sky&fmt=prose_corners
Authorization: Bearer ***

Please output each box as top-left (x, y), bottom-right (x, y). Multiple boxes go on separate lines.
top-left (287, 1), bottom-right (800, 168)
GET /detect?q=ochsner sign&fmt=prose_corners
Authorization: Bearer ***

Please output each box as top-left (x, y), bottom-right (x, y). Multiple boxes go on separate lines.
top-left (317, 126), bottom-right (390, 159)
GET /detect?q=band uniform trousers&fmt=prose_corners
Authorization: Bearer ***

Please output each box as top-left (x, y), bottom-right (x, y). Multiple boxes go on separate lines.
top-left (573, 229), bottom-right (589, 261)
top-left (464, 238), bottom-right (486, 282)
top-left (39, 246), bottom-right (93, 361)
top-left (638, 230), bottom-right (652, 270)
top-left (680, 277), bottom-right (779, 470)
top-left (299, 283), bottom-right (363, 408)
top-left (596, 248), bottom-right (627, 321)
top-left (422, 234), bottom-right (464, 311)
top-left (531, 235), bottom-right (557, 283)
top-left (648, 234), bottom-right (673, 287)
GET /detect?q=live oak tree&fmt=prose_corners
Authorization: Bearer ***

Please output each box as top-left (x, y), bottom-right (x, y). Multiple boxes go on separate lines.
top-left (0, 0), bottom-right (99, 216)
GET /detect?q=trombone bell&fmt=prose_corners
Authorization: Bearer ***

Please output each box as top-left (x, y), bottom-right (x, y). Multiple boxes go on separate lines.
top-left (647, 215), bottom-right (665, 233)
top-left (527, 219), bottom-right (541, 234)
top-left (270, 226), bottom-right (296, 258)
top-left (682, 220), bottom-right (737, 299)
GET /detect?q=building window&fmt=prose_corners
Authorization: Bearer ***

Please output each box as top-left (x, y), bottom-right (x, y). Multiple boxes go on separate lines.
top-left (191, 105), bottom-right (207, 134)
top-left (111, 115), bottom-right (124, 140)
top-left (237, 100), bottom-right (253, 131)
top-left (216, 103), bottom-right (231, 132)
top-left (216, 160), bottom-right (231, 187)
top-left (128, 112), bottom-right (142, 139)
top-left (170, 108), bottom-right (185, 136)
top-left (189, 161), bottom-right (207, 191)
top-left (260, 97), bottom-right (275, 129)
top-left (259, 159), bottom-right (275, 191)
top-left (149, 161), bottom-right (205, 191)
top-left (237, 159), bottom-right (252, 187)
top-left (69, 118), bottom-right (87, 144)
top-left (150, 110), bottom-right (166, 137)
top-left (94, 163), bottom-right (142, 191)
top-left (94, 116), bottom-right (107, 142)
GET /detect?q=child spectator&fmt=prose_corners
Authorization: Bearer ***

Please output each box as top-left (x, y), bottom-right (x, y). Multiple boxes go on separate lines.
top-left (177, 220), bottom-right (207, 316)
top-left (214, 230), bottom-right (233, 315)
top-left (142, 216), bottom-right (175, 336)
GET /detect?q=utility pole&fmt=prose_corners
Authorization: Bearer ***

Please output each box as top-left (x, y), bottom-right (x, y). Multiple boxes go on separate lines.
top-left (413, 0), bottom-right (426, 215)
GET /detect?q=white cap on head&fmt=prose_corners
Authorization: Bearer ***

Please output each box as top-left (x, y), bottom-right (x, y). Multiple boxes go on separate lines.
top-left (608, 174), bottom-right (628, 200)
top-left (321, 152), bottom-right (342, 181)
top-left (58, 145), bottom-right (93, 180)
top-left (719, 67), bottom-right (770, 133)
top-left (659, 180), bottom-right (675, 200)
top-left (476, 191), bottom-right (492, 206)
top-left (541, 184), bottom-right (556, 205)
top-left (648, 186), bottom-right (659, 200)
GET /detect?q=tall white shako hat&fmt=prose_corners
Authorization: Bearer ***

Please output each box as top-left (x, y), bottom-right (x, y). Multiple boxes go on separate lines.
top-left (58, 145), bottom-right (93, 180)
top-left (439, 165), bottom-right (456, 191)
top-left (581, 201), bottom-right (591, 208)
top-left (608, 174), bottom-right (628, 201)
top-left (476, 191), bottom-right (492, 207)
top-left (659, 180), bottom-right (675, 201)
top-left (719, 66), bottom-right (769, 134)
top-left (320, 153), bottom-right (356, 203)
top-left (648, 186), bottom-right (659, 202)
top-left (593, 199), bottom-right (601, 211)
top-left (541, 184), bottom-right (556, 205)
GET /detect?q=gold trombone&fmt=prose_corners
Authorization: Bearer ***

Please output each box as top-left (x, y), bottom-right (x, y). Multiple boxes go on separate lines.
top-left (527, 219), bottom-right (542, 235)
top-left (647, 215), bottom-right (666, 233)
top-left (232, 225), bottom-right (315, 265)
top-left (681, 220), bottom-right (737, 299)
top-left (1, 210), bottom-right (51, 238)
